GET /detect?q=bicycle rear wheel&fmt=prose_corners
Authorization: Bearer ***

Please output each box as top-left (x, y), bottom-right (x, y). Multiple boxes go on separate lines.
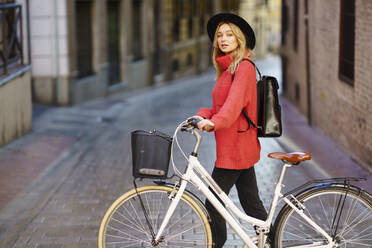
top-left (274, 185), bottom-right (372, 247)
top-left (98, 185), bottom-right (212, 248)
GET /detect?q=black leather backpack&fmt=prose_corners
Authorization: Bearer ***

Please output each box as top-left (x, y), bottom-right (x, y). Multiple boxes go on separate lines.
top-left (232, 59), bottom-right (282, 137)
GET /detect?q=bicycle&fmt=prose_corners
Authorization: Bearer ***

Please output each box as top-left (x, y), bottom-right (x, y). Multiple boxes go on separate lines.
top-left (98, 119), bottom-right (372, 247)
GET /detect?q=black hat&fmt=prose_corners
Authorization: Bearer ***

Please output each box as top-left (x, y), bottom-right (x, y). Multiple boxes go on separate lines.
top-left (207, 13), bottom-right (256, 49)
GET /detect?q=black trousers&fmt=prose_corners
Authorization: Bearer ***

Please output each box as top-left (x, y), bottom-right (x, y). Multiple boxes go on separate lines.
top-left (205, 166), bottom-right (268, 248)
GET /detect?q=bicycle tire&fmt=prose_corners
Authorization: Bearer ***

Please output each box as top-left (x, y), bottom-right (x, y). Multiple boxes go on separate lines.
top-left (98, 185), bottom-right (213, 248)
top-left (274, 185), bottom-right (372, 247)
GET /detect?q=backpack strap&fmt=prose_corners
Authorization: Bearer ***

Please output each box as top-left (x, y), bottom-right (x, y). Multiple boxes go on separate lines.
top-left (232, 59), bottom-right (260, 133)
top-left (232, 59), bottom-right (262, 80)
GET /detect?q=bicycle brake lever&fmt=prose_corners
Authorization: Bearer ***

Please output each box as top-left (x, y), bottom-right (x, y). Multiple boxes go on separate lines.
top-left (180, 125), bottom-right (191, 132)
top-left (186, 118), bottom-right (201, 128)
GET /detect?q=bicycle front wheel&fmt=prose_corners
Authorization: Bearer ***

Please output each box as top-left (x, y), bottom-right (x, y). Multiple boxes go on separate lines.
top-left (98, 185), bottom-right (212, 248)
top-left (274, 185), bottom-right (372, 247)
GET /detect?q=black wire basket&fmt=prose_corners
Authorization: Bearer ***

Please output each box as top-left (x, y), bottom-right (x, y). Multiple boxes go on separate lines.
top-left (131, 130), bottom-right (172, 179)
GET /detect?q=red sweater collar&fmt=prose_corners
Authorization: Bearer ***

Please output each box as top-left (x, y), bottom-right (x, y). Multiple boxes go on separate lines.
top-left (216, 54), bottom-right (233, 71)
top-left (216, 51), bottom-right (252, 71)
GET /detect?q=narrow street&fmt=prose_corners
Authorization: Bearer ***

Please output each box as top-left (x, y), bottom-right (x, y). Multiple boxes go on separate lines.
top-left (0, 56), bottom-right (369, 248)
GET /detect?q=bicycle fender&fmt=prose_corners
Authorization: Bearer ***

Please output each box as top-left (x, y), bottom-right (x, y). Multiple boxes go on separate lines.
top-left (299, 182), bottom-right (372, 202)
top-left (283, 177), bottom-right (368, 198)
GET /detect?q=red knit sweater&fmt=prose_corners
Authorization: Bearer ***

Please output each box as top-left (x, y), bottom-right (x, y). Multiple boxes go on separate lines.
top-left (196, 54), bottom-right (260, 169)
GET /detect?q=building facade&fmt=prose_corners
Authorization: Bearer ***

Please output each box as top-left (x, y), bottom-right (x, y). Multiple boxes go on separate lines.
top-left (0, 0), bottom-right (32, 146)
top-left (30, 0), bottom-right (238, 105)
top-left (281, 0), bottom-right (372, 169)
top-left (0, 0), bottom-right (239, 146)
top-left (240, 0), bottom-right (282, 59)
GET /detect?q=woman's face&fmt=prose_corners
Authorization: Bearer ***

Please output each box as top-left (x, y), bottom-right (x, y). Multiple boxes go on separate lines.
top-left (216, 23), bottom-right (238, 54)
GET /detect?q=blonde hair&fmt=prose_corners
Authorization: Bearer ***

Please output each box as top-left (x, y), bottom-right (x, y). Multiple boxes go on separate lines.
top-left (212, 22), bottom-right (255, 79)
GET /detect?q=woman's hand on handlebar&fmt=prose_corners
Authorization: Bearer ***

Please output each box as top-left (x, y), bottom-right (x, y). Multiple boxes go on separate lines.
top-left (183, 116), bottom-right (214, 132)
top-left (197, 119), bottom-right (215, 132)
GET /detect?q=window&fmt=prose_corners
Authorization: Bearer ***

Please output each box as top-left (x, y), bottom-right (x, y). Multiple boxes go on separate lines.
top-left (221, 0), bottom-right (228, 10)
top-left (293, 0), bottom-right (299, 52)
top-left (172, 1), bottom-right (182, 42)
top-left (221, 0), bottom-right (239, 11)
top-left (197, 0), bottom-right (204, 35)
top-left (107, 0), bottom-right (120, 85)
top-left (172, 59), bottom-right (179, 71)
top-left (153, 0), bottom-right (161, 75)
top-left (281, 1), bottom-right (288, 45)
top-left (184, 0), bottom-right (194, 39)
top-left (339, 0), bottom-right (355, 85)
top-left (187, 53), bottom-right (193, 66)
top-left (205, 0), bottom-right (213, 14)
top-left (76, 0), bottom-right (93, 78)
top-left (0, 2), bottom-right (24, 76)
top-left (132, 0), bottom-right (143, 61)
top-left (295, 82), bottom-right (300, 103)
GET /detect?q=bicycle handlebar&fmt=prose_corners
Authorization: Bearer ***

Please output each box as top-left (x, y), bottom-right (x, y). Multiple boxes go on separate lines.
top-left (181, 117), bottom-right (201, 132)
top-left (180, 117), bottom-right (203, 155)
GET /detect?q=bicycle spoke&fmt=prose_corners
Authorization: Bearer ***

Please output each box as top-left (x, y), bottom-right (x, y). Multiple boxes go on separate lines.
top-left (339, 207), bottom-right (371, 237)
top-left (105, 220), bottom-right (153, 245)
top-left (105, 231), bottom-right (150, 244)
top-left (318, 193), bottom-right (332, 230)
top-left (152, 191), bottom-right (166, 230)
top-left (345, 223), bottom-right (372, 245)
top-left (343, 240), bottom-right (372, 247)
top-left (120, 204), bottom-right (143, 228)
top-left (341, 193), bottom-right (359, 230)
top-left (349, 225), bottom-right (372, 240)
top-left (116, 207), bottom-right (148, 234)
top-left (165, 208), bottom-right (197, 231)
top-left (128, 198), bottom-right (150, 234)
top-left (143, 191), bottom-right (158, 231)
top-left (165, 223), bottom-right (204, 241)
top-left (108, 217), bottom-right (146, 238)
top-left (283, 218), bottom-right (315, 238)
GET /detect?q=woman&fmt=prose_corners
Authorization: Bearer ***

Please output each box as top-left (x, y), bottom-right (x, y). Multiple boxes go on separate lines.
top-left (192, 13), bottom-right (268, 247)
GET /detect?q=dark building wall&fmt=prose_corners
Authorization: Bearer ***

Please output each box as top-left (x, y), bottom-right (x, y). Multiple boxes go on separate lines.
top-left (281, 0), bottom-right (372, 169)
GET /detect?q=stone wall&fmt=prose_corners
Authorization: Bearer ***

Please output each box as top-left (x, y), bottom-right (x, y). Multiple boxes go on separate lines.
top-left (0, 70), bottom-right (32, 146)
top-left (30, 0), bottom-right (70, 105)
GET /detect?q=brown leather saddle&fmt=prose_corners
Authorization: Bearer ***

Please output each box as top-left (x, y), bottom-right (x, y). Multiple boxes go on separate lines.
top-left (268, 152), bottom-right (311, 164)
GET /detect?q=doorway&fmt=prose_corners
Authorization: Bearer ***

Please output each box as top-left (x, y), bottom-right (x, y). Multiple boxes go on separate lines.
top-left (76, 0), bottom-right (93, 78)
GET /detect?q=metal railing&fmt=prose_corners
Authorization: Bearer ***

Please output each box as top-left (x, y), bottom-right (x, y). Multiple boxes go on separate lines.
top-left (0, 3), bottom-right (24, 75)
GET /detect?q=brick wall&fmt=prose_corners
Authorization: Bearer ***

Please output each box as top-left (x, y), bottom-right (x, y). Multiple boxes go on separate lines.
top-left (282, 0), bottom-right (372, 168)
top-left (281, 0), bottom-right (308, 116)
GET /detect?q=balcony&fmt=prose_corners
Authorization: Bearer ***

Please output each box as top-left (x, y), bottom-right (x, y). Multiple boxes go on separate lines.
top-left (0, 3), bottom-right (30, 83)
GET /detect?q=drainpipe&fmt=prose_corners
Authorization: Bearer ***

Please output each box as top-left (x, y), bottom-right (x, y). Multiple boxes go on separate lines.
top-left (304, 0), bottom-right (312, 125)
top-left (54, 0), bottom-right (60, 104)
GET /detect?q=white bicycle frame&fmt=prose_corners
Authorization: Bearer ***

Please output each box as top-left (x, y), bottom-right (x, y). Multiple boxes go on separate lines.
top-left (154, 128), bottom-right (335, 248)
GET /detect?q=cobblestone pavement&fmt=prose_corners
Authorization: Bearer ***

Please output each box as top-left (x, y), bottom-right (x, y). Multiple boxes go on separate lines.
top-left (0, 56), bottom-right (370, 248)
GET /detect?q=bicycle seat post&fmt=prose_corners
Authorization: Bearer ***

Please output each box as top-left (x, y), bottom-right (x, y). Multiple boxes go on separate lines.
top-left (266, 162), bottom-right (292, 224)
